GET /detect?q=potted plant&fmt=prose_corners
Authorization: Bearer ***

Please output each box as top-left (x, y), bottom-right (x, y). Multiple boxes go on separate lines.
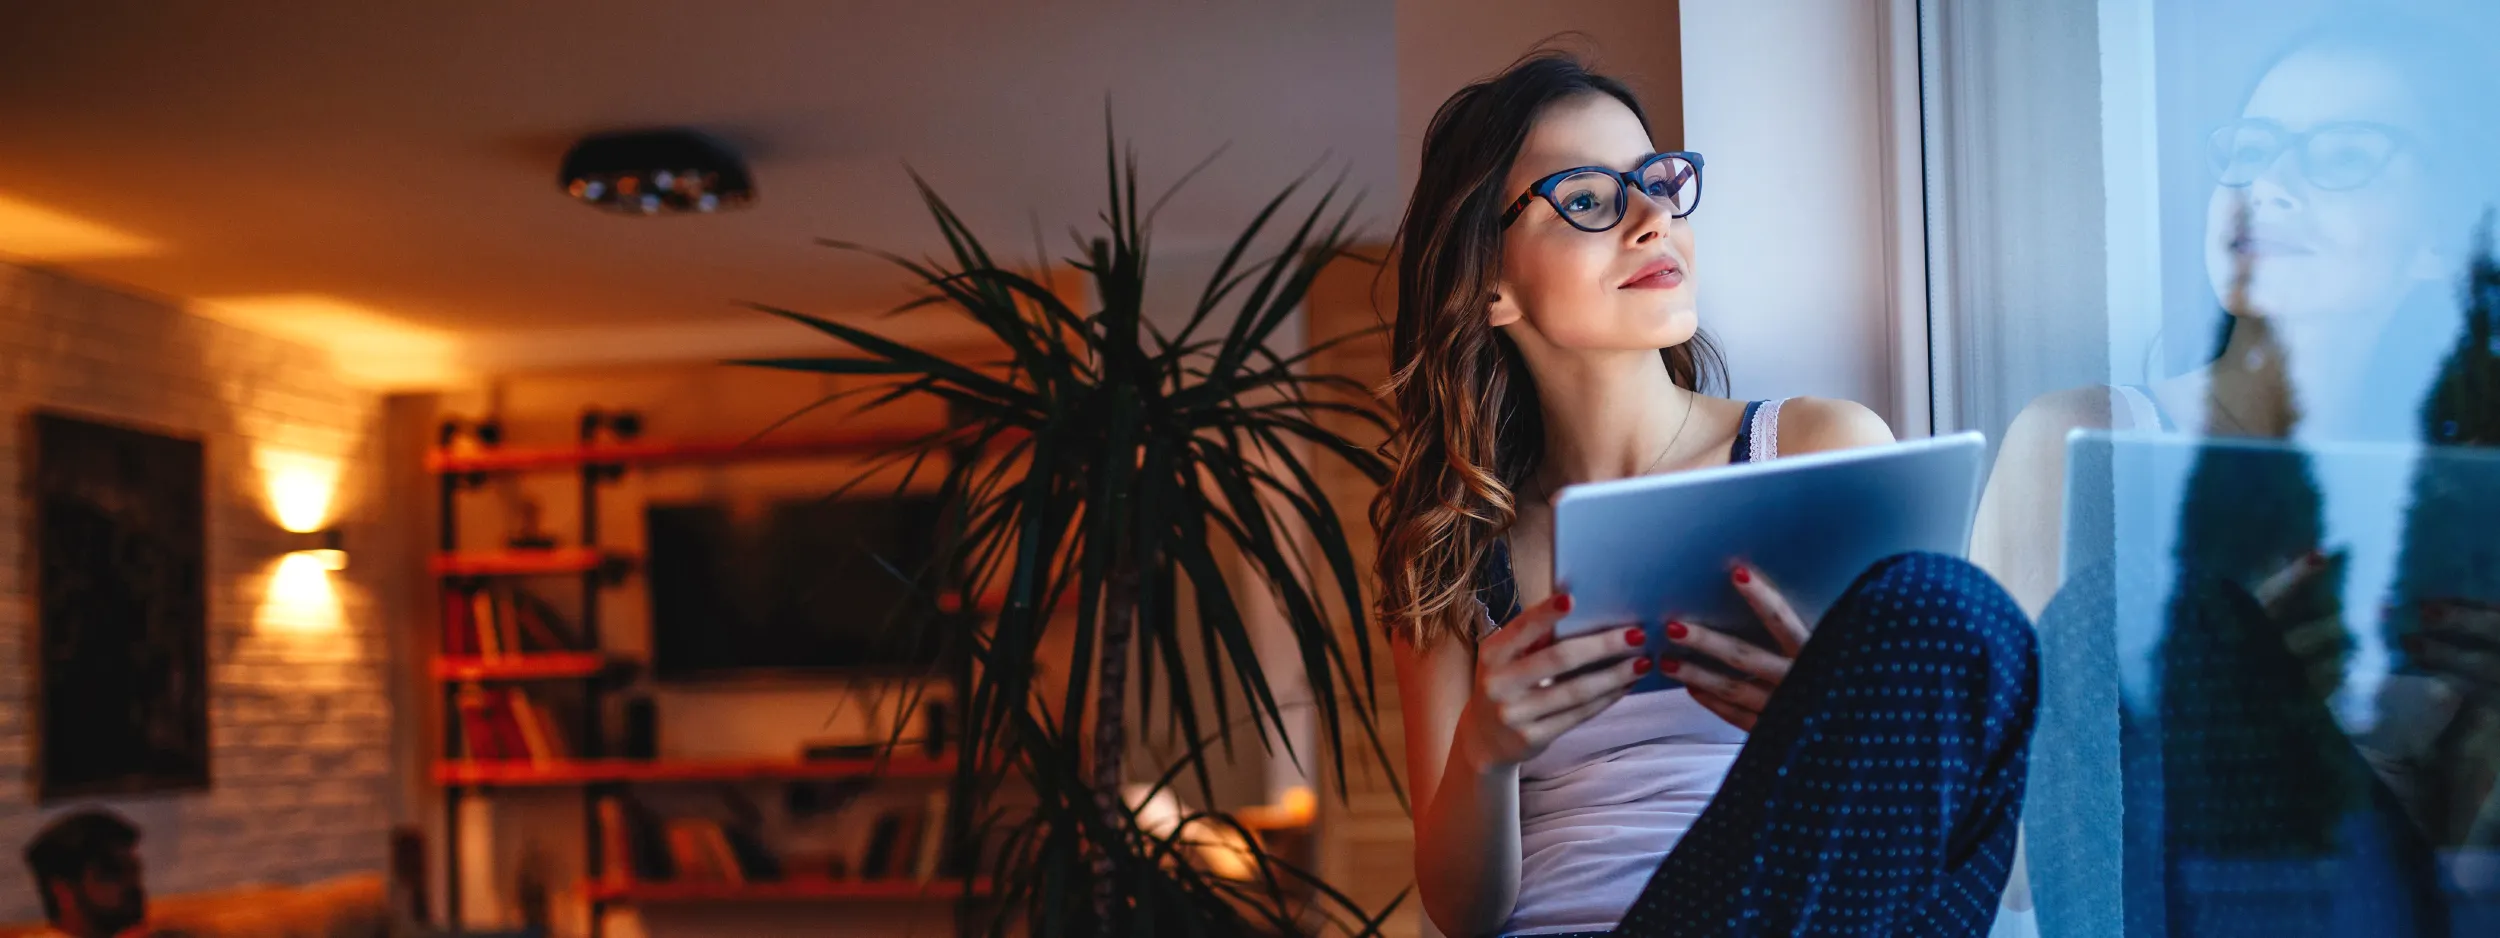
top-left (739, 128), bottom-right (1404, 935)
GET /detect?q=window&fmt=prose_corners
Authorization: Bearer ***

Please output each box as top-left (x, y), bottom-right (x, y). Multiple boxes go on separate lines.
top-left (1922, 0), bottom-right (2500, 931)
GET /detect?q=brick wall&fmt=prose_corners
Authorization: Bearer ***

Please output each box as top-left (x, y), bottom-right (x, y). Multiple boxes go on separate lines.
top-left (0, 261), bottom-right (391, 923)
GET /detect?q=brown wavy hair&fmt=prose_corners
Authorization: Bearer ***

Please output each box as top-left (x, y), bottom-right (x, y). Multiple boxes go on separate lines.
top-left (1370, 51), bottom-right (1722, 648)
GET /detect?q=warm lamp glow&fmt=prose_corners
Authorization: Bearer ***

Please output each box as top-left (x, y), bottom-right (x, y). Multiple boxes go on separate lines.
top-left (1274, 785), bottom-right (1315, 825)
top-left (1122, 784), bottom-right (1262, 881)
top-left (259, 552), bottom-right (343, 633)
top-left (1182, 819), bottom-right (1259, 881)
top-left (0, 192), bottom-right (160, 261)
top-left (256, 448), bottom-right (341, 533)
top-left (1234, 784), bottom-right (1316, 830)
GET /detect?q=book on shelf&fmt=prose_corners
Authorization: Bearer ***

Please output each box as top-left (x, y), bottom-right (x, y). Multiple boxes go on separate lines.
top-left (441, 585), bottom-right (585, 660)
top-left (664, 823), bottom-right (714, 882)
top-left (453, 688), bottom-right (569, 763)
top-left (595, 797), bottom-right (634, 888)
top-left (443, 590), bottom-right (477, 657)
top-left (657, 819), bottom-right (749, 885)
top-left (507, 693), bottom-right (551, 765)
top-left (493, 589), bottom-right (522, 657)
top-left (470, 590), bottom-right (502, 657)
top-left (597, 807), bottom-right (791, 887)
top-left (912, 791), bottom-right (949, 883)
top-left (696, 824), bottom-right (745, 886)
top-left (716, 823), bottom-right (785, 882)
top-left (453, 686), bottom-right (500, 760)
top-left (538, 699), bottom-right (573, 759)
top-left (490, 691), bottom-right (532, 762)
top-left (706, 788), bottom-right (787, 882)
top-left (512, 590), bottom-right (577, 652)
top-left (619, 798), bottom-right (677, 883)
top-left (856, 813), bottom-right (898, 880)
top-left (859, 808), bottom-right (925, 880)
top-left (520, 690), bottom-right (570, 762)
top-left (509, 693), bottom-right (569, 764)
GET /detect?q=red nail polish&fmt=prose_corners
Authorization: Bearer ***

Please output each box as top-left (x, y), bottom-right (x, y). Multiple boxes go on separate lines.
top-left (1623, 627), bottom-right (1647, 646)
top-left (1554, 593), bottom-right (1573, 613)
top-left (1732, 565), bottom-right (1751, 584)
top-left (1633, 656), bottom-right (1653, 674)
top-left (1666, 621), bottom-right (1688, 640)
top-left (1660, 658), bottom-right (1681, 673)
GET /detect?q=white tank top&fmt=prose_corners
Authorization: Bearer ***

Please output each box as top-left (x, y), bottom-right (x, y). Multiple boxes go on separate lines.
top-left (1494, 399), bottom-right (1784, 935)
top-left (1504, 690), bottom-right (1746, 934)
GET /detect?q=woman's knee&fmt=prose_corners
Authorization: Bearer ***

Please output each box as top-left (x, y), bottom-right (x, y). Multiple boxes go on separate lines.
top-left (1823, 551), bottom-right (2039, 669)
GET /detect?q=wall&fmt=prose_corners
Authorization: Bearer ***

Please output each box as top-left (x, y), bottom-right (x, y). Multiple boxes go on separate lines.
top-left (0, 260), bottom-right (391, 923)
top-left (1396, 0), bottom-right (1686, 191)
top-left (1679, 1), bottom-right (1898, 416)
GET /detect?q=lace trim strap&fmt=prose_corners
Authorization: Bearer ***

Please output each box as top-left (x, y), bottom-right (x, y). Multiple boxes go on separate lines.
top-left (1747, 397), bottom-right (1790, 463)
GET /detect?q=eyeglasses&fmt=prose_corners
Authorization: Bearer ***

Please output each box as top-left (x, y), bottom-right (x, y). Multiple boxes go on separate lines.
top-left (1500, 151), bottom-right (1704, 232)
top-left (2207, 119), bottom-right (2411, 192)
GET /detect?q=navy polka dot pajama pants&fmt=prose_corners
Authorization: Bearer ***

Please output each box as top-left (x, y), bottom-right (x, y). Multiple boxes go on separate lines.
top-left (1518, 552), bottom-right (2040, 938)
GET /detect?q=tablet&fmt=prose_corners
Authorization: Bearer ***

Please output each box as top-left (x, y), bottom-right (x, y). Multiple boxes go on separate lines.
top-left (2059, 430), bottom-right (2500, 712)
top-left (1551, 431), bottom-right (1987, 692)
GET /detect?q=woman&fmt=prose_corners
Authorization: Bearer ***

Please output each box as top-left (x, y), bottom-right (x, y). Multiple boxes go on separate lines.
top-left (1371, 53), bottom-right (2040, 938)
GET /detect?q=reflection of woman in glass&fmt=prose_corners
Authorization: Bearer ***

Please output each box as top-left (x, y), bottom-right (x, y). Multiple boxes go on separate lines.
top-left (1977, 18), bottom-right (2500, 937)
top-left (1974, 21), bottom-right (2487, 616)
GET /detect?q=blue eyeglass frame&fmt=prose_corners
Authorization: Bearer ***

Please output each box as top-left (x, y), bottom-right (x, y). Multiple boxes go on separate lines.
top-left (1500, 150), bottom-right (1705, 231)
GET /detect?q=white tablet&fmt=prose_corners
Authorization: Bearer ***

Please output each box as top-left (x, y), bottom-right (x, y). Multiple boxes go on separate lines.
top-left (1551, 431), bottom-right (1987, 692)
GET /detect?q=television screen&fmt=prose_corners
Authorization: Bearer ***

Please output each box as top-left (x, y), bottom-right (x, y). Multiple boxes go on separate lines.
top-left (644, 495), bottom-right (950, 679)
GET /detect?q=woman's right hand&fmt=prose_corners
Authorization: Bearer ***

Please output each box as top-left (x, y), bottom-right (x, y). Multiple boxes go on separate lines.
top-left (1451, 593), bottom-right (1652, 770)
top-left (2253, 547), bottom-right (2350, 699)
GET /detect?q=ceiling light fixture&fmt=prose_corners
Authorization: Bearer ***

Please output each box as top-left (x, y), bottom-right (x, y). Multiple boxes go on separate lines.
top-left (559, 128), bottom-right (754, 215)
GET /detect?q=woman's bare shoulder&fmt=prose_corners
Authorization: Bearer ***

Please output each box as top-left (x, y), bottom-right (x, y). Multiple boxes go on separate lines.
top-left (1775, 396), bottom-right (1895, 456)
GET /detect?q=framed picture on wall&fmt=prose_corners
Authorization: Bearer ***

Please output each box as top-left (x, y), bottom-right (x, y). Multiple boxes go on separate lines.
top-left (30, 410), bottom-right (210, 800)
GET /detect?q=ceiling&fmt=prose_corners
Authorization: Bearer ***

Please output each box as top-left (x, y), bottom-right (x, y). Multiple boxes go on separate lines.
top-left (0, 1), bottom-right (1397, 385)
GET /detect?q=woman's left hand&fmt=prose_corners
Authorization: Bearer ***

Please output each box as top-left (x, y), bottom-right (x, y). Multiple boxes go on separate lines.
top-left (1661, 563), bottom-right (1813, 730)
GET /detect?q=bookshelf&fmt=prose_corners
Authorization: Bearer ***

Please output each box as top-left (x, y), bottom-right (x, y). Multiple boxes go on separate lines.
top-left (426, 426), bottom-right (1029, 474)
top-left (432, 756), bottom-right (958, 787)
top-left (430, 548), bottom-right (631, 578)
top-left (432, 653), bottom-right (615, 683)
top-left (432, 411), bottom-right (983, 937)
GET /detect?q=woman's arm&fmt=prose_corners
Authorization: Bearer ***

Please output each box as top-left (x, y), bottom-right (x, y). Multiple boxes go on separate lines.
top-left (1395, 631), bottom-right (1524, 936)
top-left (1970, 387), bottom-right (2124, 618)
top-left (1395, 597), bottom-right (1645, 937)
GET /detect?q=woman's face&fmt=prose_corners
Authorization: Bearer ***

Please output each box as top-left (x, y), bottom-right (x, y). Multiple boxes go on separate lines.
top-left (1488, 93), bottom-right (1699, 352)
top-left (2205, 49), bottom-right (2439, 324)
